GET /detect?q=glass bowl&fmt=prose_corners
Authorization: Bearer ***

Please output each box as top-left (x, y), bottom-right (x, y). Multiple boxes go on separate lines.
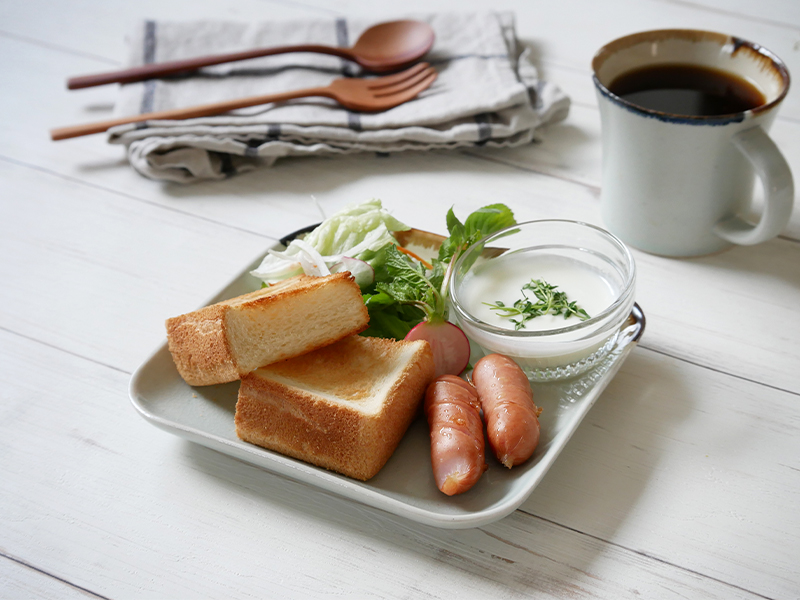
top-left (449, 220), bottom-right (636, 381)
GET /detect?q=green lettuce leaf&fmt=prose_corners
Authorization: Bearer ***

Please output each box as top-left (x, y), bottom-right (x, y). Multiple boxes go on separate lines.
top-left (251, 199), bottom-right (408, 285)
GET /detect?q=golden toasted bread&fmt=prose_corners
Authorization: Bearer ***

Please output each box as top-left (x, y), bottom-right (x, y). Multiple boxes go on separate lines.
top-left (166, 273), bottom-right (368, 386)
top-left (234, 335), bottom-right (435, 480)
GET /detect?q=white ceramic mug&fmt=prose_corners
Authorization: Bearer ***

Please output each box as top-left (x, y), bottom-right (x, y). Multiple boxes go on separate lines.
top-left (592, 30), bottom-right (793, 257)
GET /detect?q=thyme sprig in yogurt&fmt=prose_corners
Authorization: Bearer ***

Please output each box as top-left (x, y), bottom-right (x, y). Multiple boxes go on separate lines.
top-left (484, 279), bottom-right (591, 331)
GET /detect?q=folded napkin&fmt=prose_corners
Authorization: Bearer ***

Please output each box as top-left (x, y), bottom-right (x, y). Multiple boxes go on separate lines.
top-left (109, 12), bottom-right (570, 183)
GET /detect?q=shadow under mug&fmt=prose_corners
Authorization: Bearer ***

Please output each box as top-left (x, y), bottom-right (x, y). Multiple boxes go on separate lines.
top-left (592, 30), bottom-right (793, 257)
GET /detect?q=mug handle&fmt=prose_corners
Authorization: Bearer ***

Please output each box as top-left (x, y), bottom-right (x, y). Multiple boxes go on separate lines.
top-left (714, 126), bottom-right (794, 245)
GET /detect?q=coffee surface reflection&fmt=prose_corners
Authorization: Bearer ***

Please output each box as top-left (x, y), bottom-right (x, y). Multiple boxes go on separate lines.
top-left (609, 64), bottom-right (766, 116)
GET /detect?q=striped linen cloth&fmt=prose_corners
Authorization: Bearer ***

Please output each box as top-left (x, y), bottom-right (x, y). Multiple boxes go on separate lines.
top-left (109, 12), bottom-right (570, 183)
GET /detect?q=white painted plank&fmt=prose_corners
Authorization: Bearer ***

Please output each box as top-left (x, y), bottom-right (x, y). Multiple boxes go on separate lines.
top-left (0, 0), bottom-right (322, 66)
top-left (523, 348), bottom-right (800, 599)
top-left (0, 556), bottom-right (102, 600)
top-left (0, 330), bottom-right (779, 599)
top-left (654, 0), bottom-right (800, 29)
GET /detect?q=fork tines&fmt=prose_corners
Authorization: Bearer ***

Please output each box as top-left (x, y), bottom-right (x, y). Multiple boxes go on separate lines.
top-left (369, 63), bottom-right (437, 97)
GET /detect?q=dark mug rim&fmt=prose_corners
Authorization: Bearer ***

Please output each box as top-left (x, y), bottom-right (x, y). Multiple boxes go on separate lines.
top-left (591, 29), bottom-right (791, 125)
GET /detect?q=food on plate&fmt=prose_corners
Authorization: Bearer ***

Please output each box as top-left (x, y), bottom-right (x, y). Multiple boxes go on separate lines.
top-left (472, 354), bottom-right (542, 468)
top-left (251, 199), bottom-right (409, 287)
top-left (249, 199), bottom-right (517, 377)
top-left (234, 335), bottom-right (435, 481)
top-left (166, 272), bottom-right (368, 386)
top-left (424, 374), bottom-right (487, 495)
top-left (362, 203), bottom-right (516, 375)
top-left (366, 204), bottom-right (515, 344)
top-left (166, 199), bottom-right (543, 489)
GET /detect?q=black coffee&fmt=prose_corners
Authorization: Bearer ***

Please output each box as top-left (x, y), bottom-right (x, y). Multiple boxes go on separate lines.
top-left (608, 64), bottom-right (766, 116)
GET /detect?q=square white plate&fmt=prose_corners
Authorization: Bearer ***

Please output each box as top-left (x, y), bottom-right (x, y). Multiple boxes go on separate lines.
top-left (129, 236), bottom-right (644, 529)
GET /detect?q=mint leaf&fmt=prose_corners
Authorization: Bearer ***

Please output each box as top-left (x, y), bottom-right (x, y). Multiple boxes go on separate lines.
top-left (463, 204), bottom-right (516, 238)
top-left (437, 207), bottom-right (467, 264)
top-left (375, 245), bottom-right (444, 321)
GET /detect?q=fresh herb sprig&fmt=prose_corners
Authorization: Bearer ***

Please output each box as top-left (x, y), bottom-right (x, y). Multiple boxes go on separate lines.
top-left (484, 279), bottom-right (590, 331)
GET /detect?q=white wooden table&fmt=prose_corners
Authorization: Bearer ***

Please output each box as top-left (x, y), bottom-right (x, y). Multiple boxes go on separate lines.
top-left (3, 0), bottom-right (799, 598)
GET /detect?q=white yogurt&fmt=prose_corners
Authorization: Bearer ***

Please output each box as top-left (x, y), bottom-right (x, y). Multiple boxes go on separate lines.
top-left (450, 220), bottom-right (636, 381)
top-left (462, 253), bottom-right (617, 332)
top-left (452, 250), bottom-right (628, 376)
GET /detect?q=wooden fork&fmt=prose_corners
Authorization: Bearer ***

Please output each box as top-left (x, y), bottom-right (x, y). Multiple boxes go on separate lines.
top-left (50, 63), bottom-right (437, 141)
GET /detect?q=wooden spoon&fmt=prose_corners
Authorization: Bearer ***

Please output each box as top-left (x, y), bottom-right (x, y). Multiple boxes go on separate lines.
top-left (67, 20), bottom-right (435, 89)
top-left (51, 63), bottom-right (437, 140)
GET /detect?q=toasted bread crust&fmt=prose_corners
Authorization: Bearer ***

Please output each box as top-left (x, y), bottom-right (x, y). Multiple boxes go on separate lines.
top-left (166, 303), bottom-right (238, 386)
top-left (166, 273), bottom-right (369, 386)
top-left (235, 336), bottom-right (435, 480)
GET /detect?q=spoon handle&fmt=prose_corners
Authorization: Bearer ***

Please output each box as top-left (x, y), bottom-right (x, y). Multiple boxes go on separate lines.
top-left (66, 45), bottom-right (355, 90)
top-left (50, 86), bottom-right (332, 140)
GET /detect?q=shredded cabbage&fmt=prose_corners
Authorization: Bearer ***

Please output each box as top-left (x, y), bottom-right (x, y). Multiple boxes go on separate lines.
top-left (251, 199), bottom-right (408, 286)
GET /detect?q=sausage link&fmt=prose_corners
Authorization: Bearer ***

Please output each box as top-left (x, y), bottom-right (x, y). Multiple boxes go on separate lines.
top-left (424, 374), bottom-right (487, 495)
top-left (472, 354), bottom-right (541, 468)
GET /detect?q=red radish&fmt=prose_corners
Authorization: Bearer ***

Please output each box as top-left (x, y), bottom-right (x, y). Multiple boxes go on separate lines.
top-left (405, 320), bottom-right (471, 377)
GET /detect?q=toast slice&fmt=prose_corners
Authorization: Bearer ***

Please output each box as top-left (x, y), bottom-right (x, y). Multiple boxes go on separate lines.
top-left (166, 273), bottom-right (369, 386)
top-left (235, 335), bottom-right (435, 481)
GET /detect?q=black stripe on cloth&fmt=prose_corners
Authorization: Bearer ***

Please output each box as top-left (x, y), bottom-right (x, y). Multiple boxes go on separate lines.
top-left (336, 18), bottom-right (362, 131)
top-left (140, 20), bottom-right (157, 115)
top-left (335, 18), bottom-right (348, 53)
top-left (217, 152), bottom-right (236, 176)
top-left (243, 124), bottom-right (282, 157)
top-left (347, 112), bottom-right (362, 131)
top-left (335, 18), bottom-right (359, 78)
top-left (427, 53), bottom-right (509, 65)
top-left (474, 113), bottom-right (492, 145)
top-left (531, 81), bottom-right (545, 109)
top-left (267, 123), bottom-right (281, 138)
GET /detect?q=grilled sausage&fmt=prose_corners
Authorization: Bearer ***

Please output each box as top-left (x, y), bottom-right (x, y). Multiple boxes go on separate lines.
top-left (472, 354), bottom-right (541, 468)
top-left (424, 374), bottom-right (487, 495)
